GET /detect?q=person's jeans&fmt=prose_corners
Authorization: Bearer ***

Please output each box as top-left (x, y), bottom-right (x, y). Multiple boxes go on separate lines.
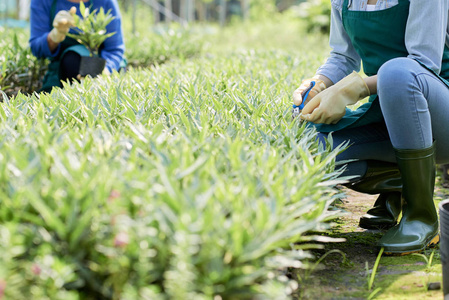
top-left (319, 57), bottom-right (449, 179)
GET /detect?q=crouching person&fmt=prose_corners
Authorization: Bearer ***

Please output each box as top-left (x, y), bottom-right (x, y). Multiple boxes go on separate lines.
top-left (29, 0), bottom-right (126, 93)
top-left (293, 0), bottom-right (449, 255)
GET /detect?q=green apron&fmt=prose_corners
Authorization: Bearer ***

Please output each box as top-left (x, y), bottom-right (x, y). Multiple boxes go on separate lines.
top-left (312, 0), bottom-right (449, 133)
top-left (40, 0), bottom-right (92, 93)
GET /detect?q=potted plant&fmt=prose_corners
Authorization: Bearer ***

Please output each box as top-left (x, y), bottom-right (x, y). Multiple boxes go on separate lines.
top-left (440, 200), bottom-right (449, 297)
top-left (67, 2), bottom-right (116, 77)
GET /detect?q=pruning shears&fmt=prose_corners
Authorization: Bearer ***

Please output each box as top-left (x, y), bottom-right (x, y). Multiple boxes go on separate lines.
top-left (292, 81), bottom-right (315, 119)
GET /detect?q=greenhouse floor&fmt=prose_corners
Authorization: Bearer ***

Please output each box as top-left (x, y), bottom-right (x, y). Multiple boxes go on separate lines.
top-left (295, 172), bottom-right (449, 300)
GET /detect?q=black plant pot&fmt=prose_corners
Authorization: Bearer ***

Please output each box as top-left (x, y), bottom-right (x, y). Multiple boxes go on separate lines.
top-left (79, 56), bottom-right (106, 78)
top-left (439, 199), bottom-right (449, 297)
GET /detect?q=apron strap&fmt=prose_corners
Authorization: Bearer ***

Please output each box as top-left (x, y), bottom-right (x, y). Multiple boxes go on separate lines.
top-left (50, 0), bottom-right (57, 27)
top-left (346, 0), bottom-right (351, 10)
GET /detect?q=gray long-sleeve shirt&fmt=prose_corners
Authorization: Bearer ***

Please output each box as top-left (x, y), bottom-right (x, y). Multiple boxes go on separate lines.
top-left (316, 0), bottom-right (449, 84)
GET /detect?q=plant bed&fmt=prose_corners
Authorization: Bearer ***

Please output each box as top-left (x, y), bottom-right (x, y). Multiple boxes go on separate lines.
top-left (0, 51), bottom-right (346, 299)
top-left (439, 199), bottom-right (449, 296)
top-left (0, 29), bottom-right (47, 97)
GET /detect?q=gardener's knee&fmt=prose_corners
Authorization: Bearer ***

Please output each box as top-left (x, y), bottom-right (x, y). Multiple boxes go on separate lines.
top-left (377, 57), bottom-right (422, 108)
top-left (378, 57), bottom-right (419, 91)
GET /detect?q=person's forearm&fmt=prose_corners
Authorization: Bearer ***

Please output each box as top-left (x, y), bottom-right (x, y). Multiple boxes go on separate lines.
top-left (47, 33), bottom-right (59, 53)
top-left (364, 75), bottom-right (377, 95)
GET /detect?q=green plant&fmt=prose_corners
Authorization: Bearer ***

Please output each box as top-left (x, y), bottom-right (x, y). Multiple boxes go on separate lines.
top-left (67, 2), bottom-right (116, 56)
top-left (125, 26), bottom-right (204, 67)
top-left (0, 49), bottom-right (344, 298)
top-left (367, 287), bottom-right (382, 300)
top-left (292, 0), bottom-right (331, 34)
top-left (412, 249), bottom-right (436, 269)
top-left (411, 249), bottom-right (439, 292)
top-left (0, 29), bottom-right (46, 96)
top-left (367, 247), bottom-right (384, 291)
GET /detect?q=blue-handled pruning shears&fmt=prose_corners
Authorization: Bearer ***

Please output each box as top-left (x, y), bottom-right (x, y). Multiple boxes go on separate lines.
top-left (292, 81), bottom-right (315, 119)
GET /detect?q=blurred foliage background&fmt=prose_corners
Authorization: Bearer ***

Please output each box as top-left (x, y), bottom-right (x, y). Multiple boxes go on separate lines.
top-left (0, 0), bottom-right (331, 96)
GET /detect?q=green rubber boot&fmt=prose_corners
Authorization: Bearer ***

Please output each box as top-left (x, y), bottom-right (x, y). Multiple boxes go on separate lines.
top-left (346, 161), bottom-right (402, 230)
top-left (359, 192), bottom-right (402, 230)
top-left (378, 144), bottom-right (439, 255)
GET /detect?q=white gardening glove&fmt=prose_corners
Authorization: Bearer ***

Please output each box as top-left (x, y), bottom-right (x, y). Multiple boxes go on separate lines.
top-left (48, 7), bottom-right (77, 43)
top-left (300, 71), bottom-right (370, 125)
top-left (292, 76), bottom-right (327, 119)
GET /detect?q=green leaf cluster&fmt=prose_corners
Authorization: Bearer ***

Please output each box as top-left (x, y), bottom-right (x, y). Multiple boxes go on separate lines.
top-left (0, 49), bottom-right (344, 299)
top-left (125, 26), bottom-right (204, 67)
top-left (67, 2), bottom-right (116, 57)
top-left (0, 25), bottom-right (203, 96)
top-left (291, 0), bottom-right (331, 34)
top-left (0, 28), bottom-right (46, 96)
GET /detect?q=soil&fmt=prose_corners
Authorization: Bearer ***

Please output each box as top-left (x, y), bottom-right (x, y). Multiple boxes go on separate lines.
top-left (294, 171), bottom-right (449, 300)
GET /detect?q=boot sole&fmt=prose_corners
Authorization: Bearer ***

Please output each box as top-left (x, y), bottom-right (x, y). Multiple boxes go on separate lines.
top-left (383, 234), bottom-right (440, 256)
top-left (359, 220), bottom-right (397, 230)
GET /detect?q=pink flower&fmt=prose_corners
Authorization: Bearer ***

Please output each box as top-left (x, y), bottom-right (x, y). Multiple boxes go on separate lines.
top-left (114, 232), bottom-right (129, 248)
top-left (0, 279), bottom-right (6, 299)
top-left (31, 264), bottom-right (42, 276)
top-left (108, 190), bottom-right (121, 202)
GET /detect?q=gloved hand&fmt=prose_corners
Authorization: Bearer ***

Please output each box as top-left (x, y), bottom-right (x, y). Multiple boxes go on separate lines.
top-left (48, 7), bottom-right (77, 44)
top-left (292, 76), bottom-right (327, 107)
top-left (300, 71), bottom-right (370, 124)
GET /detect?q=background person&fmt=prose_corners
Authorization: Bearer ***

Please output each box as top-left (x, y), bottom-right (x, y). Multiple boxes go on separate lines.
top-left (293, 0), bottom-right (449, 255)
top-left (29, 0), bottom-right (125, 93)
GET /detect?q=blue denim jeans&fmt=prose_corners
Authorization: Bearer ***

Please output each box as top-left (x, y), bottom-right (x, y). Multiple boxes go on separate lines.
top-left (319, 57), bottom-right (449, 179)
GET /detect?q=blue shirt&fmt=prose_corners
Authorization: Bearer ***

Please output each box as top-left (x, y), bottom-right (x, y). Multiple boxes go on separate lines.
top-left (29, 0), bottom-right (125, 72)
top-left (316, 0), bottom-right (449, 84)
